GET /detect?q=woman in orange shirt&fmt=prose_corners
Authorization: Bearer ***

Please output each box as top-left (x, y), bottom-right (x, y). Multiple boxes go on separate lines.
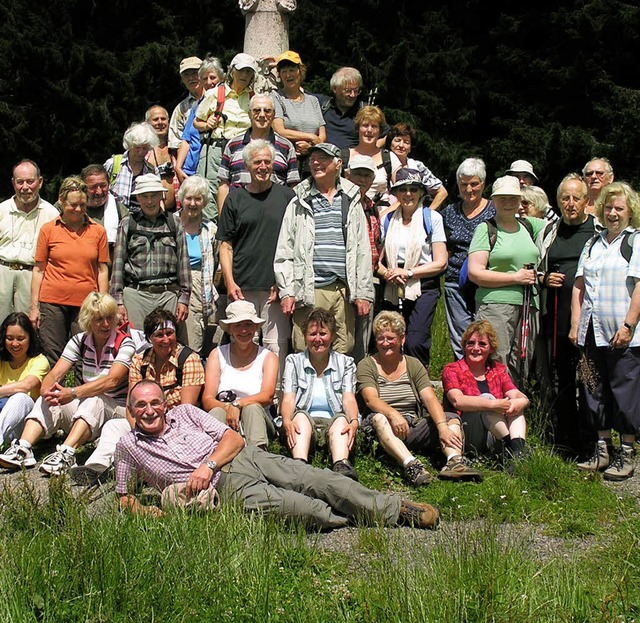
top-left (29, 177), bottom-right (109, 365)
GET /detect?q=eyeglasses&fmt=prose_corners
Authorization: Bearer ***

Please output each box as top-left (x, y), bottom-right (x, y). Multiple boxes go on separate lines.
top-left (466, 340), bottom-right (490, 348)
top-left (401, 185), bottom-right (421, 193)
top-left (340, 87), bottom-right (361, 95)
top-left (584, 170), bottom-right (606, 178)
top-left (132, 399), bottom-right (165, 412)
top-left (252, 107), bottom-right (273, 114)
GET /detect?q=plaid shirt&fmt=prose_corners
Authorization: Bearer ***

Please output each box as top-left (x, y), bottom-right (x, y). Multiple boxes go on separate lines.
top-left (104, 152), bottom-right (158, 210)
top-left (218, 129), bottom-right (300, 189)
top-left (576, 227), bottom-right (640, 347)
top-left (442, 358), bottom-right (517, 415)
top-left (110, 211), bottom-right (192, 306)
top-left (114, 404), bottom-right (233, 495)
top-left (129, 344), bottom-right (205, 409)
top-left (282, 350), bottom-right (356, 416)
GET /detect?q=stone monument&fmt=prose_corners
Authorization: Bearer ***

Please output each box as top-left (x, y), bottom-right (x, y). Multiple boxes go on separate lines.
top-left (239, 0), bottom-right (296, 60)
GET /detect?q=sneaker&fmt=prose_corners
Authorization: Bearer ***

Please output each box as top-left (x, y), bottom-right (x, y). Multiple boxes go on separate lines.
top-left (0, 440), bottom-right (36, 470)
top-left (398, 499), bottom-right (440, 529)
top-left (404, 459), bottom-right (433, 487)
top-left (438, 455), bottom-right (483, 482)
top-left (576, 441), bottom-right (610, 472)
top-left (332, 459), bottom-right (359, 481)
top-left (39, 445), bottom-right (77, 476)
top-left (603, 446), bottom-right (635, 482)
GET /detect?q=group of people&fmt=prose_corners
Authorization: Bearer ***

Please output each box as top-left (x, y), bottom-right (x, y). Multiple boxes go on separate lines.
top-left (0, 48), bottom-right (637, 532)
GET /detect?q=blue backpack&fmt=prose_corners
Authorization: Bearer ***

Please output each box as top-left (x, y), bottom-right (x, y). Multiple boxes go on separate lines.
top-left (381, 207), bottom-right (432, 239)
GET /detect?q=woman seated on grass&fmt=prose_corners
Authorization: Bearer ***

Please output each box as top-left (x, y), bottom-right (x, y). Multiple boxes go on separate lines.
top-left (441, 319), bottom-right (529, 462)
top-left (202, 300), bottom-right (278, 450)
top-left (0, 292), bottom-right (135, 476)
top-left (280, 307), bottom-right (360, 481)
top-left (0, 312), bottom-right (50, 447)
top-left (357, 311), bottom-right (482, 485)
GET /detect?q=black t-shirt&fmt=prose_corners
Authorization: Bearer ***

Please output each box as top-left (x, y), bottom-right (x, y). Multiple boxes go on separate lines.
top-left (216, 184), bottom-right (295, 290)
top-left (545, 215), bottom-right (596, 336)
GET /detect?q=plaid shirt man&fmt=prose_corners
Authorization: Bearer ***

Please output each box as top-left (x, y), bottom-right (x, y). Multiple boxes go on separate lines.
top-left (115, 403), bottom-right (229, 495)
top-left (110, 211), bottom-right (191, 307)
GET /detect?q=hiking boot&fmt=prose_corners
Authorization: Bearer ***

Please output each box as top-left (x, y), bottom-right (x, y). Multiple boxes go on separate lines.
top-left (603, 446), bottom-right (635, 482)
top-left (69, 464), bottom-right (111, 487)
top-left (398, 500), bottom-right (440, 529)
top-left (438, 455), bottom-right (483, 482)
top-left (576, 441), bottom-right (611, 472)
top-left (39, 445), bottom-right (77, 476)
top-left (332, 459), bottom-right (359, 481)
top-left (0, 440), bottom-right (36, 470)
top-left (404, 459), bottom-right (434, 487)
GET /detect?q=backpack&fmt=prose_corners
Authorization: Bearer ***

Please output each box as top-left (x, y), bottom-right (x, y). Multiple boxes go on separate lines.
top-left (585, 229), bottom-right (637, 263)
top-left (139, 344), bottom-right (195, 392)
top-left (340, 147), bottom-right (393, 182)
top-left (79, 324), bottom-right (131, 360)
top-left (458, 217), bottom-right (536, 314)
top-left (108, 154), bottom-right (124, 185)
top-left (381, 206), bottom-right (432, 239)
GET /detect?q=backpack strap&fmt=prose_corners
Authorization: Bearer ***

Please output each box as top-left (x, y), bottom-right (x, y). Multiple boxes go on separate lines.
top-left (486, 218), bottom-right (498, 251)
top-left (340, 193), bottom-right (350, 244)
top-left (620, 230), bottom-right (637, 264)
top-left (422, 207), bottom-right (432, 237)
top-left (108, 154), bottom-right (123, 186)
top-left (213, 83), bottom-right (226, 120)
top-left (380, 149), bottom-right (392, 181)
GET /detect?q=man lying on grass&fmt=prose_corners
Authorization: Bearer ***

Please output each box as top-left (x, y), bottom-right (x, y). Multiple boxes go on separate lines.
top-left (115, 379), bottom-right (440, 530)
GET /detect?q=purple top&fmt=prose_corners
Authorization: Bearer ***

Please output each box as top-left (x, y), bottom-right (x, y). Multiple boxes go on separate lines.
top-left (114, 404), bottom-right (235, 495)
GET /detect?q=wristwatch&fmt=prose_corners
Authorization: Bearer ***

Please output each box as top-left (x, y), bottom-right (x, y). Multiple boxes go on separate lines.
top-left (623, 322), bottom-right (635, 332)
top-left (231, 399), bottom-right (241, 409)
top-left (407, 269), bottom-right (414, 279)
top-left (71, 388), bottom-right (78, 400)
top-left (205, 460), bottom-right (218, 473)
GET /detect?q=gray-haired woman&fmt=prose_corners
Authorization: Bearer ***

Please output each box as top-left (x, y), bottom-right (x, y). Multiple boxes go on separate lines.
top-left (178, 175), bottom-right (218, 353)
top-left (441, 157), bottom-right (496, 359)
top-left (104, 122), bottom-right (160, 212)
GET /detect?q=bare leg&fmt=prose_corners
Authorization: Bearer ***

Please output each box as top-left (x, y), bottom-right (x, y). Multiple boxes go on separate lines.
top-left (328, 417), bottom-right (351, 463)
top-left (62, 419), bottom-right (92, 449)
top-left (20, 419), bottom-right (46, 446)
top-left (483, 413), bottom-right (510, 440)
top-left (506, 413), bottom-right (526, 440)
top-left (290, 412), bottom-right (312, 461)
top-left (441, 420), bottom-right (462, 459)
top-left (370, 413), bottom-right (412, 465)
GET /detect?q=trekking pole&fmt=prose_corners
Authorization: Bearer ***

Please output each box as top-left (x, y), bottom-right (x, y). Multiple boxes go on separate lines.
top-left (519, 262), bottom-right (534, 386)
top-left (551, 263), bottom-right (561, 365)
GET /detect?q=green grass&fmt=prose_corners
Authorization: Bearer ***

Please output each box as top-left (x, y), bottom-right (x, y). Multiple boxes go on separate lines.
top-left (2, 299), bottom-right (639, 621)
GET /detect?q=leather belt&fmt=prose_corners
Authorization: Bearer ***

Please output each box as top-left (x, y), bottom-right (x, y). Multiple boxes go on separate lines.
top-left (0, 259), bottom-right (33, 271)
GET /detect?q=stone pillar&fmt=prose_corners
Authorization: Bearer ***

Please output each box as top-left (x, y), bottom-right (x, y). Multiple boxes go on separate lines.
top-left (239, 0), bottom-right (296, 60)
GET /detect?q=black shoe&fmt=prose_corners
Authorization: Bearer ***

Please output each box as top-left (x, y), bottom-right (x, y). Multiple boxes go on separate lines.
top-left (332, 459), bottom-right (359, 481)
top-left (70, 465), bottom-right (112, 487)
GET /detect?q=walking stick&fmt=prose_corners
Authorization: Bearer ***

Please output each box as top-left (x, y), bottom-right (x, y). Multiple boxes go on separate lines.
top-left (519, 263), bottom-right (535, 387)
top-left (551, 263), bottom-right (561, 373)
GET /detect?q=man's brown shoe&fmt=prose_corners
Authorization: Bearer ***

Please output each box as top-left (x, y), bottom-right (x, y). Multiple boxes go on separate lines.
top-left (398, 500), bottom-right (440, 529)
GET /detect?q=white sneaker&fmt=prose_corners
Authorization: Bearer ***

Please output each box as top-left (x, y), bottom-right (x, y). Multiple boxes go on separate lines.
top-left (39, 445), bottom-right (77, 476)
top-left (0, 440), bottom-right (36, 470)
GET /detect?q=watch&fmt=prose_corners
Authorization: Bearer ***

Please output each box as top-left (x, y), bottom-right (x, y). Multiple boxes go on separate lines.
top-left (205, 460), bottom-right (218, 473)
top-left (231, 399), bottom-right (241, 409)
top-left (623, 322), bottom-right (635, 332)
top-left (71, 388), bottom-right (78, 400)
top-left (407, 269), bottom-right (414, 279)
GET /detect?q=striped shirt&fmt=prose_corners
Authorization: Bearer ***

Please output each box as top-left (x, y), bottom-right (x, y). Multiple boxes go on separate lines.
top-left (114, 404), bottom-right (231, 495)
top-left (218, 129), bottom-right (300, 188)
top-left (282, 350), bottom-right (356, 416)
top-left (61, 331), bottom-right (135, 404)
top-left (311, 188), bottom-right (346, 287)
top-left (377, 373), bottom-right (420, 419)
top-left (576, 227), bottom-right (640, 347)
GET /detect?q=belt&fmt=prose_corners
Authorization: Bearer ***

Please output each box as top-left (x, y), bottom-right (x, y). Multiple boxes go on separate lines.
top-left (0, 259), bottom-right (33, 271)
top-left (129, 283), bottom-right (179, 294)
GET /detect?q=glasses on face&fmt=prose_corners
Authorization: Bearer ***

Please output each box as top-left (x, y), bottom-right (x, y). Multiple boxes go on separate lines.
top-left (252, 107), bottom-right (273, 114)
top-left (401, 185), bottom-right (421, 193)
top-left (466, 340), bottom-right (490, 348)
top-left (585, 170), bottom-right (606, 178)
top-left (132, 399), bottom-right (164, 412)
top-left (340, 87), bottom-right (361, 95)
